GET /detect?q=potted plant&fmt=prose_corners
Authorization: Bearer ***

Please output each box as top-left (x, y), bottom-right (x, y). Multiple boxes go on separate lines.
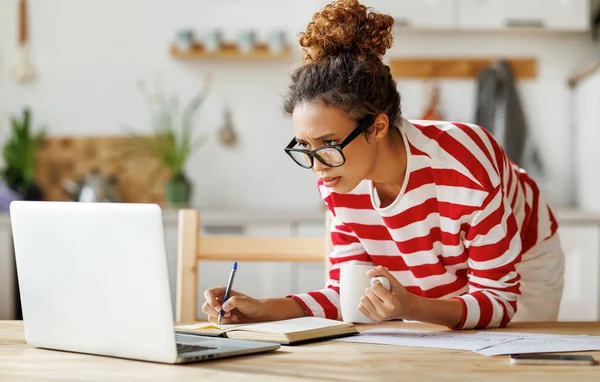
top-left (0, 107), bottom-right (45, 205)
top-left (124, 79), bottom-right (210, 208)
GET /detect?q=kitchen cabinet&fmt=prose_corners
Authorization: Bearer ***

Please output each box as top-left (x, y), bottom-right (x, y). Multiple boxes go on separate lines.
top-left (320, 0), bottom-right (590, 32)
top-left (366, 0), bottom-right (457, 29)
top-left (570, 63), bottom-right (600, 212)
top-left (456, 0), bottom-right (590, 31)
top-left (556, 221), bottom-right (600, 321)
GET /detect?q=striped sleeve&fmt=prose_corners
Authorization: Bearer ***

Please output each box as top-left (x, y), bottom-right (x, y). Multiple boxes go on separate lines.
top-left (288, 185), bottom-right (372, 319)
top-left (453, 184), bottom-right (522, 329)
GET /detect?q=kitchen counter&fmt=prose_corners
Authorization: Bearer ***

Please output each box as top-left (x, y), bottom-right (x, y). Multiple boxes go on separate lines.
top-left (554, 208), bottom-right (600, 224)
top-left (162, 207), bottom-right (600, 225)
top-left (0, 206), bottom-right (599, 227)
top-left (0, 207), bottom-right (327, 227)
top-left (161, 207), bottom-right (326, 226)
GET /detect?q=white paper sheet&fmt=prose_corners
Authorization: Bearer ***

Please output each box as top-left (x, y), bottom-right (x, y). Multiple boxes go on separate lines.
top-left (335, 328), bottom-right (515, 351)
top-left (336, 329), bottom-right (600, 356)
top-left (476, 331), bottom-right (586, 340)
top-left (474, 333), bottom-right (600, 356)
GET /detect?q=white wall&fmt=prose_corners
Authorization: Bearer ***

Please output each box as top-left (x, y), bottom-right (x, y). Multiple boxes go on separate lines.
top-left (1, 0), bottom-right (599, 209)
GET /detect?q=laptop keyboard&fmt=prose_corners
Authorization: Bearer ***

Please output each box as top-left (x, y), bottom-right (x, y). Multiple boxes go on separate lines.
top-left (176, 343), bottom-right (217, 354)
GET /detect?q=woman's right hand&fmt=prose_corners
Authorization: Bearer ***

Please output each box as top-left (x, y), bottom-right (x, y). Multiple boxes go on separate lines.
top-left (202, 287), bottom-right (266, 324)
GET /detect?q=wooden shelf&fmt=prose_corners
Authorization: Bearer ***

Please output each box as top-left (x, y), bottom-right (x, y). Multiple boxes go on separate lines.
top-left (389, 58), bottom-right (537, 80)
top-left (170, 42), bottom-right (292, 60)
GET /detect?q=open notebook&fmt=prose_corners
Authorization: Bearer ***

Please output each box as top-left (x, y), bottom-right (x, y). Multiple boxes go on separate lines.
top-left (175, 317), bottom-right (358, 345)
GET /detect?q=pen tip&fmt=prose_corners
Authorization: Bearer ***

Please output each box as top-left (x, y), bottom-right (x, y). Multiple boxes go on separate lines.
top-left (233, 261), bottom-right (238, 270)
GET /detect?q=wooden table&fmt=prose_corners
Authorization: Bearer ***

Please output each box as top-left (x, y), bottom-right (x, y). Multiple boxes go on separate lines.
top-left (2, 320), bottom-right (599, 381)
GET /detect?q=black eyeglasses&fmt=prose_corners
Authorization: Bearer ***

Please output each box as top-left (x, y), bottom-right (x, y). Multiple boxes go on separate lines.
top-left (285, 115), bottom-right (377, 169)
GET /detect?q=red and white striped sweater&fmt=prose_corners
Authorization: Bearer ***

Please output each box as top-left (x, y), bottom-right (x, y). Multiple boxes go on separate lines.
top-left (290, 118), bottom-right (557, 329)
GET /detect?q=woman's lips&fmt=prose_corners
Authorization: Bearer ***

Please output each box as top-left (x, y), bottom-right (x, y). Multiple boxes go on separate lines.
top-left (321, 176), bottom-right (341, 187)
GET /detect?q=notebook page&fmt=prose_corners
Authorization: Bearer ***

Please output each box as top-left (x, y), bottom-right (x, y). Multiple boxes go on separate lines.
top-left (236, 317), bottom-right (350, 334)
top-left (175, 323), bottom-right (249, 332)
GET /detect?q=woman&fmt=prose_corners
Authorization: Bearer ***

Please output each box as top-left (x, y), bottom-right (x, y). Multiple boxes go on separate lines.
top-left (202, 0), bottom-right (564, 329)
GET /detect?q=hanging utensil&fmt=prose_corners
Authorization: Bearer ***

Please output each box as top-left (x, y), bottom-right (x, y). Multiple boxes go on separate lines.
top-left (11, 0), bottom-right (36, 83)
top-left (420, 80), bottom-right (443, 121)
top-left (218, 105), bottom-right (238, 146)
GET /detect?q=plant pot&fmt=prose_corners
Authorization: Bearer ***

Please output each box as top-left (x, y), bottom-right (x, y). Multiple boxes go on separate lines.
top-left (165, 174), bottom-right (193, 208)
top-left (23, 182), bottom-right (43, 201)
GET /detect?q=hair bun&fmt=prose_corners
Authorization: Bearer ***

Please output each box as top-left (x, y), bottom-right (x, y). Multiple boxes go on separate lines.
top-left (299, 0), bottom-right (394, 62)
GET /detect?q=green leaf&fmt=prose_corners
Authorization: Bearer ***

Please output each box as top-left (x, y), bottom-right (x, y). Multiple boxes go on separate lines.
top-left (1, 107), bottom-right (46, 193)
top-left (123, 81), bottom-right (210, 177)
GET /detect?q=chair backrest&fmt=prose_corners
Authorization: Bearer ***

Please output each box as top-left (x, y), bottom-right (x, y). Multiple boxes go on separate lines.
top-left (175, 209), bottom-right (332, 323)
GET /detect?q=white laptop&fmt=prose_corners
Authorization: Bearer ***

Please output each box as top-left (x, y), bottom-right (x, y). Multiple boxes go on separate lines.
top-left (10, 201), bottom-right (279, 364)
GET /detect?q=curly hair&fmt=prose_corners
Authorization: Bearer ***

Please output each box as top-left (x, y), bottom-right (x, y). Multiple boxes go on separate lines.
top-left (283, 0), bottom-right (401, 128)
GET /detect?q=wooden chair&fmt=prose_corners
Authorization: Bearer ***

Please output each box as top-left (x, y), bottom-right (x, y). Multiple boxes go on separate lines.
top-left (175, 209), bottom-right (332, 323)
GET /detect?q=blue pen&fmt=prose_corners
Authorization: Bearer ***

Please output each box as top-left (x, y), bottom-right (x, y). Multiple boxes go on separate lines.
top-left (218, 261), bottom-right (238, 325)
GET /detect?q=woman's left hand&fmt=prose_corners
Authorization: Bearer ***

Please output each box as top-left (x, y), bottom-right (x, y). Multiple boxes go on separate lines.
top-left (359, 266), bottom-right (419, 322)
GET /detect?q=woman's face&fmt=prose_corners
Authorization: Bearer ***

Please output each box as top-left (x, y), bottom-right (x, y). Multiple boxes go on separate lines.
top-left (291, 102), bottom-right (381, 193)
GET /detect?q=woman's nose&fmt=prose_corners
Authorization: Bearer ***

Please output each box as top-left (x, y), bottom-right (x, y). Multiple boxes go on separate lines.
top-left (312, 158), bottom-right (329, 172)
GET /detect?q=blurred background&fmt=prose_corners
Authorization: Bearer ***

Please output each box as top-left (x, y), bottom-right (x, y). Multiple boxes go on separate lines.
top-left (2, 0), bottom-right (600, 322)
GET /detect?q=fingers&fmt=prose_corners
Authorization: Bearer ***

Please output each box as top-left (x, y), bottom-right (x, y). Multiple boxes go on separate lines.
top-left (207, 312), bottom-right (239, 325)
top-left (201, 300), bottom-right (230, 319)
top-left (358, 304), bottom-right (372, 321)
top-left (222, 296), bottom-right (246, 313)
top-left (367, 265), bottom-right (391, 278)
top-left (204, 288), bottom-right (226, 312)
top-left (364, 285), bottom-right (395, 321)
top-left (203, 288), bottom-right (251, 324)
top-left (359, 294), bottom-right (380, 321)
top-left (367, 266), bottom-right (401, 292)
top-left (208, 315), bottom-right (240, 325)
top-left (202, 300), bottom-right (240, 325)
top-left (370, 280), bottom-right (392, 303)
top-left (365, 286), bottom-right (385, 306)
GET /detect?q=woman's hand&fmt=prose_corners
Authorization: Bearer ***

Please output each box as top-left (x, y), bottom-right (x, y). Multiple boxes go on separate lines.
top-left (358, 266), bottom-right (419, 322)
top-left (202, 287), bottom-right (266, 324)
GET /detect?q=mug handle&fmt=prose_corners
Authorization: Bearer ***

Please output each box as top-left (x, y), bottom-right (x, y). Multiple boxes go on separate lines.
top-left (370, 276), bottom-right (391, 291)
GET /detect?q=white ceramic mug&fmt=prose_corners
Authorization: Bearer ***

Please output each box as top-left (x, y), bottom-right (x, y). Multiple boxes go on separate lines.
top-left (339, 263), bottom-right (391, 323)
top-left (236, 30), bottom-right (256, 53)
top-left (204, 29), bottom-right (223, 52)
top-left (267, 30), bottom-right (286, 53)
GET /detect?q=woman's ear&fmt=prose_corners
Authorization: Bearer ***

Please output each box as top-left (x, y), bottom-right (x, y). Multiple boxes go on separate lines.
top-left (371, 113), bottom-right (390, 142)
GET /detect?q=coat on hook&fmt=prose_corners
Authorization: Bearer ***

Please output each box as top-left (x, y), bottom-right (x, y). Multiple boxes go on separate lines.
top-left (474, 60), bottom-right (543, 178)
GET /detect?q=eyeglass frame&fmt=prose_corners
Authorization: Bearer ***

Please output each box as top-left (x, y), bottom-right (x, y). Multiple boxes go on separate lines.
top-left (284, 114), bottom-right (377, 169)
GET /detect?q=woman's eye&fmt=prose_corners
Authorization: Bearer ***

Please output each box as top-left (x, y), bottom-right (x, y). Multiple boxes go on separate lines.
top-left (298, 142), bottom-right (309, 149)
top-left (325, 140), bottom-right (337, 146)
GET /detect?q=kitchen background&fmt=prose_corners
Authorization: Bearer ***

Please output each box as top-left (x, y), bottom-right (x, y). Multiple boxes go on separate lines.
top-left (2, 0), bottom-right (600, 322)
